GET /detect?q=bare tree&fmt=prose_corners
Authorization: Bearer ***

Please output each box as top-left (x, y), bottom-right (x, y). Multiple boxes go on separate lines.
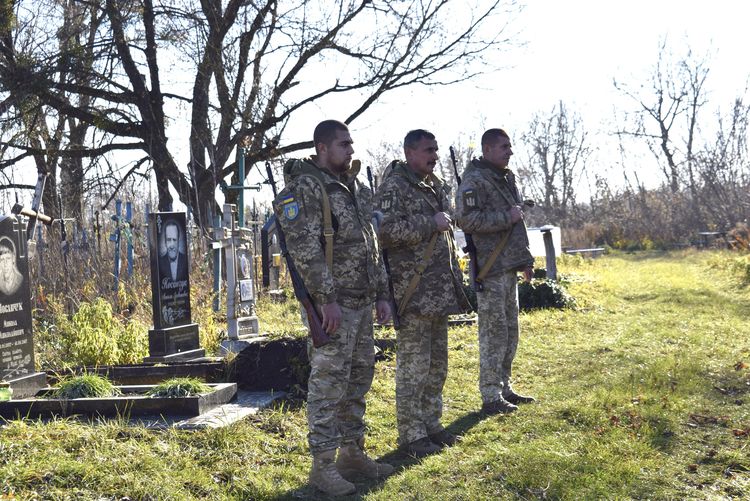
top-left (0, 0), bottom-right (137, 220)
top-left (364, 140), bottom-right (402, 190)
top-left (697, 95), bottom-right (750, 225)
top-left (519, 101), bottom-right (589, 224)
top-left (614, 40), bottom-right (709, 196)
top-left (1, 0), bottom-right (520, 229)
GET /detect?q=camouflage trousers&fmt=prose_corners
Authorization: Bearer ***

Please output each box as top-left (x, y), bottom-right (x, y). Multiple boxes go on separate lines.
top-left (395, 313), bottom-right (448, 444)
top-left (306, 304), bottom-right (375, 454)
top-left (477, 271), bottom-right (519, 404)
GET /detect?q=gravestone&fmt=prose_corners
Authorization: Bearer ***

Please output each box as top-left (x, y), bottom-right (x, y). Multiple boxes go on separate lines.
top-left (261, 216), bottom-right (282, 291)
top-left (145, 212), bottom-right (204, 362)
top-left (219, 204), bottom-right (261, 355)
top-left (0, 215), bottom-right (46, 398)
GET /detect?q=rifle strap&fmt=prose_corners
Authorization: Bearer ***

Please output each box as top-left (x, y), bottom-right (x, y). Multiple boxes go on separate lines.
top-left (475, 228), bottom-right (512, 285)
top-left (397, 231), bottom-right (439, 316)
top-left (299, 174), bottom-right (334, 271)
top-left (475, 170), bottom-right (521, 285)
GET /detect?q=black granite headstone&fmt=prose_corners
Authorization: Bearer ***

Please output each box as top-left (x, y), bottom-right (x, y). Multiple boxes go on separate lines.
top-left (146, 212), bottom-right (203, 361)
top-left (0, 215), bottom-right (46, 397)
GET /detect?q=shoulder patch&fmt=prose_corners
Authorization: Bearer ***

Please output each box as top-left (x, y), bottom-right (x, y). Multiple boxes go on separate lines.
top-left (379, 192), bottom-right (394, 211)
top-left (463, 189), bottom-right (477, 208)
top-left (281, 195), bottom-right (300, 220)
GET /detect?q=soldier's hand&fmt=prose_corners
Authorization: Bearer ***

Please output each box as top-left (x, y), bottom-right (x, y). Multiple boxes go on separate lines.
top-left (320, 302), bottom-right (342, 334)
top-left (508, 205), bottom-right (523, 224)
top-left (375, 299), bottom-right (391, 325)
top-left (433, 212), bottom-right (452, 232)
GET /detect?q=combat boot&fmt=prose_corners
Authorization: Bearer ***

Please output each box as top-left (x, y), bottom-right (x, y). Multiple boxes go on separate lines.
top-left (309, 450), bottom-right (356, 496)
top-left (405, 437), bottom-right (442, 458)
top-left (428, 429), bottom-right (459, 447)
top-left (503, 390), bottom-right (536, 404)
top-left (336, 438), bottom-right (394, 480)
top-left (480, 397), bottom-right (518, 415)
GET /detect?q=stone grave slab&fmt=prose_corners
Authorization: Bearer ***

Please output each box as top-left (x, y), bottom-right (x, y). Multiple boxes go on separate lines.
top-left (174, 390), bottom-right (286, 430)
top-left (0, 382), bottom-right (236, 419)
top-left (54, 360), bottom-right (224, 386)
top-left (146, 212), bottom-right (203, 362)
top-left (0, 215), bottom-right (46, 398)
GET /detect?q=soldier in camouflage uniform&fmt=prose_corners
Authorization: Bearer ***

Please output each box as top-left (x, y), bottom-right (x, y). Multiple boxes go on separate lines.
top-left (455, 128), bottom-right (536, 415)
top-left (375, 129), bottom-right (471, 457)
top-left (272, 120), bottom-right (394, 496)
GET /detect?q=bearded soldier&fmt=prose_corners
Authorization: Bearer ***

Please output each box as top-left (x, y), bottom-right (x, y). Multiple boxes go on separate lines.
top-left (455, 128), bottom-right (536, 415)
top-left (272, 120), bottom-right (393, 496)
top-left (375, 129), bottom-right (471, 457)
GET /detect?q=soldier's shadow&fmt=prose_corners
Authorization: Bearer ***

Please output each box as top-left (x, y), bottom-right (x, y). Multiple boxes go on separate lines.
top-left (271, 411), bottom-right (486, 500)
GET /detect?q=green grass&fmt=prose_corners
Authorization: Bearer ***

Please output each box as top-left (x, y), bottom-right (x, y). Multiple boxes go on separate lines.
top-left (51, 374), bottom-right (120, 399)
top-left (2, 250), bottom-right (749, 499)
top-left (147, 378), bottom-right (211, 398)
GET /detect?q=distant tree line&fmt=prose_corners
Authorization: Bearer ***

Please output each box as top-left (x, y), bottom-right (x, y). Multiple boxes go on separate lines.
top-left (365, 42), bottom-right (750, 250)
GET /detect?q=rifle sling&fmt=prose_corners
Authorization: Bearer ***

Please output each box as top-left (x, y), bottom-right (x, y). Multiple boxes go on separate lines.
top-left (299, 174), bottom-right (334, 272)
top-left (475, 170), bottom-right (520, 285)
top-left (474, 228), bottom-right (513, 285)
top-left (397, 231), bottom-right (440, 316)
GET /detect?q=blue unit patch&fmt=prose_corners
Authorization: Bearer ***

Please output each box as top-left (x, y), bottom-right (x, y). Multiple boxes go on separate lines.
top-left (282, 196), bottom-right (300, 220)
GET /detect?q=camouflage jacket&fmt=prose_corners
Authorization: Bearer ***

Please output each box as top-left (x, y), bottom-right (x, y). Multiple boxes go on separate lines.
top-left (375, 161), bottom-right (471, 316)
top-left (272, 157), bottom-right (389, 309)
top-left (455, 158), bottom-right (534, 276)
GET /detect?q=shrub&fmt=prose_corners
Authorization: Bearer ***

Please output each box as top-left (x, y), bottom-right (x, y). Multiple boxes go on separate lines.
top-left (727, 222), bottom-right (750, 250)
top-left (707, 252), bottom-right (750, 286)
top-left (43, 297), bottom-right (148, 368)
top-left (519, 277), bottom-right (576, 310)
top-left (190, 285), bottom-right (223, 355)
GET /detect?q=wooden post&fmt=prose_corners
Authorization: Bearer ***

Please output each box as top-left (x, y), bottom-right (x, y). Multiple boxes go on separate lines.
top-left (111, 199), bottom-right (122, 291)
top-left (212, 214), bottom-right (223, 312)
top-left (126, 201), bottom-right (134, 278)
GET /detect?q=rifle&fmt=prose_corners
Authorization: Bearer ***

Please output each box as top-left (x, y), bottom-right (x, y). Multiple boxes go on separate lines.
top-left (367, 166), bottom-right (400, 329)
top-left (266, 162), bottom-right (330, 348)
top-left (449, 146), bottom-right (483, 291)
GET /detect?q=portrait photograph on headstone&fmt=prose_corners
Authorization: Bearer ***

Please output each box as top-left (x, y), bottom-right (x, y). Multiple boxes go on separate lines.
top-left (0, 236), bottom-right (24, 297)
top-left (149, 212), bottom-right (192, 329)
top-left (237, 247), bottom-right (252, 280)
top-left (239, 279), bottom-right (253, 303)
top-left (0, 216), bottom-right (35, 383)
top-left (236, 247), bottom-right (254, 303)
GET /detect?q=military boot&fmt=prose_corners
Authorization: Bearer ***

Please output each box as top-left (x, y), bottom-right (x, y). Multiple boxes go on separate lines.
top-left (503, 390), bottom-right (536, 404)
top-left (405, 437), bottom-right (442, 458)
top-left (480, 398), bottom-right (518, 415)
top-left (309, 450), bottom-right (356, 496)
top-left (336, 438), bottom-right (394, 480)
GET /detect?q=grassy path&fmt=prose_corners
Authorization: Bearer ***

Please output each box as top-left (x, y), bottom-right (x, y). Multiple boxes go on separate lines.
top-left (1, 251), bottom-right (749, 500)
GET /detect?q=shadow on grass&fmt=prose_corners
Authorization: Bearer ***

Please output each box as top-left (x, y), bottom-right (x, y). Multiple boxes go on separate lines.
top-left (264, 411), bottom-right (487, 500)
